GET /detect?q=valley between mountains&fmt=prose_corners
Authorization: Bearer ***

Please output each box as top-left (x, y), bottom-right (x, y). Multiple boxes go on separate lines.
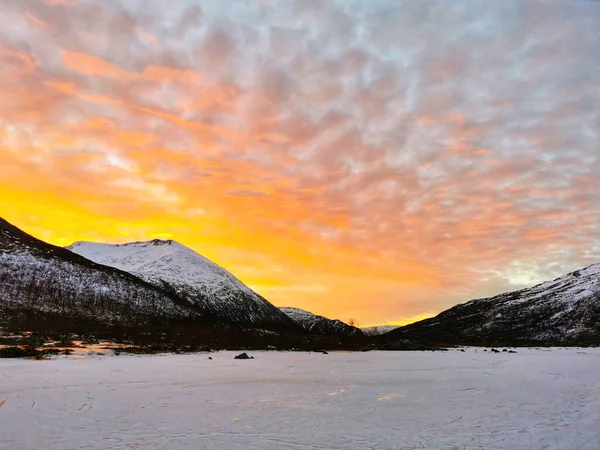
top-left (1, 216), bottom-right (599, 351)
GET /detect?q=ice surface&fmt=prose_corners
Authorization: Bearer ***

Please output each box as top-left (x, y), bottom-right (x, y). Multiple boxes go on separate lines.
top-left (1, 349), bottom-right (600, 449)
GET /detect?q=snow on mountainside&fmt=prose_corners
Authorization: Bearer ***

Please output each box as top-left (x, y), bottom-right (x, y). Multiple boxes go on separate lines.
top-left (386, 264), bottom-right (600, 345)
top-left (361, 325), bottom-right (399, 336)
top-left (68, 240), bottom-right (298, 330)
top-left (280, 307), bottom-right (363, 337)
top-left (0, 218), bottom-right (203, 327)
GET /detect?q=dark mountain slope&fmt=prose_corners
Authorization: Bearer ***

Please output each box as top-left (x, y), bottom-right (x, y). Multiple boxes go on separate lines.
top-left (384, 264), bottom-right (600, 346)
top-left (280, 307), bottom-right (364, 337)
top-left (0, 217), bottom-right (214, 329)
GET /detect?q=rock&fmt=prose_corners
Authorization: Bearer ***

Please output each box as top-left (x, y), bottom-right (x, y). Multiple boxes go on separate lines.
top-left (502, 349), bottom-right (508, 352)
top-left (508, 350), bottom-right (517, 354)
top-left (483, 349), bottom-right (487, 352)
top-left (250, 356), bottom-right (255, 359)
top-left (208, 356), bottom-right (212, 360)
top-left (491, 348), bottom-right (500, 353)
top-left (234, 352), bottom-right (251, 360)
top-left (322, 351), bottom-right (329, 355)
top-left (460, 349), bottom-right (465, 352)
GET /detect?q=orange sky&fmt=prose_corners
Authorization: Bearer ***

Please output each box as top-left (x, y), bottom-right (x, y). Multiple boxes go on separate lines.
top-left (1, 0), bottom-right (599, 326)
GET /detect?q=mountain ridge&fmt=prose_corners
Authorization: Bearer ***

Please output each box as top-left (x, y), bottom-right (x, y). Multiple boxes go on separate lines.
top-left (280, 307), bottom-right (363, 337)
top-left (384, 263), bottom-right (600, 345)
top-left (4, 216), bottom-right (599, 347)
top-left (0, 217), bottom-right (214, 328)
top-left (67, 239), bottom-right (299, 331)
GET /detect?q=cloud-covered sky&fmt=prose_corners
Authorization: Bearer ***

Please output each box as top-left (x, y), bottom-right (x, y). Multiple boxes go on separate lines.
top-left (1, 0), bottom-right (599, 325)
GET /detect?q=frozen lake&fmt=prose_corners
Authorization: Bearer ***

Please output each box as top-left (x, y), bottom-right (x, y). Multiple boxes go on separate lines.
top-left (1, 349), bottom-right (599, 449)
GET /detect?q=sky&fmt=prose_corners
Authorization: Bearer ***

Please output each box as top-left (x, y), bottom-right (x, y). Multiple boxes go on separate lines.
top-left (1, 0), bottom-right (599, 326)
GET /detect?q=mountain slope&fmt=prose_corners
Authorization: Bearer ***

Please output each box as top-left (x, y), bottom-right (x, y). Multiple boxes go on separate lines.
top-left (67, 240), bottom-right (298, 330)
top-left (280, 307), bottom-right (363, 337)
top-left (385, 264), bottom-right (600, 345)
top-left (361, 325), bottom-right (399, 336)
top-left (0, 218), bottom-right (210, 328)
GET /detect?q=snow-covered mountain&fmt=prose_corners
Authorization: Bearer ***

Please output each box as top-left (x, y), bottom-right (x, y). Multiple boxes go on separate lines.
top-left (280, 307), bottom-right (363, 337)
top-left (68, 240), bottom-right (298, 330)
top-left (361, 325), bottom-right (399, 336)
top-left (386, 264), bottom-right (600, 345)
top-left (0, 218), bottom-right (207, 328)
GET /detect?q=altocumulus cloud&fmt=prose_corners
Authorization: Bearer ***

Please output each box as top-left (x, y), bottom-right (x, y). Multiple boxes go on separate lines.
top-left (0, 0), bottom-right (599, 324)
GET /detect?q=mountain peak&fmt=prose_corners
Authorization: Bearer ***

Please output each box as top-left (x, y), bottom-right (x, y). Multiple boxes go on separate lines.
top-left (68, 238), bottom-right (181, 250)
top-left (68, 239), bottom-right (298, 330)
top-left (150, 238), bottom-right (174, 246)
top-left (0, 217), bottom-right (201, 327)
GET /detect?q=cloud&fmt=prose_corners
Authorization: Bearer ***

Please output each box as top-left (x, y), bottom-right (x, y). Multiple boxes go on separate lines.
top-left (1, 0), bottom-right (599, 324)
top-left (61, 50), bottom-right (136, 80)
top-left (226, 189), bottom-right (269, 198)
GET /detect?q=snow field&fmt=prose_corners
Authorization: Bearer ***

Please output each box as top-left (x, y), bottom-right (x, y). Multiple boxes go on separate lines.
top-left (1, 349), bottom-right (599, 449)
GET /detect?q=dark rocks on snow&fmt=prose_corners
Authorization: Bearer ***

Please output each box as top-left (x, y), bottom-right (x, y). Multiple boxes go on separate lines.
top-left (379, 339), bottom-right (444, 351)
top-left (234, 352), bottom-right (251, 360)
top-left (208, 356), bottom-right (212, 360)
top-left (322, 351), bottom-right (329, 354)
top-left (491, 348), bottom-right (500, 353)
top-left (508, 350), bottom-right (518, 353)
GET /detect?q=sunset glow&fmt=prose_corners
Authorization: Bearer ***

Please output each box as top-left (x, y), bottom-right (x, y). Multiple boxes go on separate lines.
top-left (1, 0), bottom-right (599, 326)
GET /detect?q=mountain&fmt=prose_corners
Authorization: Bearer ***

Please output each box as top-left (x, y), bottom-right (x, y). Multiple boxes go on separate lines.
top-left (361, 325), bottom-right (399, 336)
top-left (385, 264), bottom-right (600, 346)
top-left (0, 217), bottom-right (210, 329)
top-left (67, 240), bottom-right (298, 331)
top-left (280, 307), bottom-right (363, 337)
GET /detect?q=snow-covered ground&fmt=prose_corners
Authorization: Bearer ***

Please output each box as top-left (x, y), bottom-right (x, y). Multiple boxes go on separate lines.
top-left (1, 349), bottom-right (599, 449)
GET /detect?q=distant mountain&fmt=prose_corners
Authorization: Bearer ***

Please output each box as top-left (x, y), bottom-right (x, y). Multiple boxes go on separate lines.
top-left (280, 307), bottom-right (363, 337)
top-left (385, 264), bottom-right (600, 345)
top-left (361, 325), bottom-right (399, 336)
top-left (68, 240), bottom-right (298, 331)
top-left (0, 217), bottom-right (209, 329)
